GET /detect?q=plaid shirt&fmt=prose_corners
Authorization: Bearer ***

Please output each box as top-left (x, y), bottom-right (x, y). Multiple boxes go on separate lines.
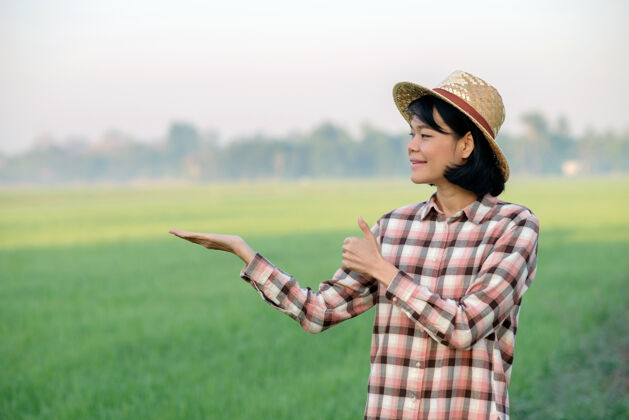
top-left (240, 192), bottom-right (539, 420)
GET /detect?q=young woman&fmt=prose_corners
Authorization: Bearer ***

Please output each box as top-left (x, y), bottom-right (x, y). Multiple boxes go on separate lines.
top-left (169, 70), bottom-right (539, 420)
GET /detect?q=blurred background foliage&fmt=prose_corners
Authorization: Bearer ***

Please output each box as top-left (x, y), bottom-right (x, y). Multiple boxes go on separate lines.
top-left (2, 111), bottom-right (628, 185)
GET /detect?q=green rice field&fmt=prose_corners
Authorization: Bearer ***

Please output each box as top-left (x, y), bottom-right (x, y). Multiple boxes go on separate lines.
top-left (1, 177), bottom-right (628, 419)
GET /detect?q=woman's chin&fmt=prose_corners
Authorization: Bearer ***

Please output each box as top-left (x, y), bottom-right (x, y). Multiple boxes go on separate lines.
top-left (410, 174), bottom-right (430, 185)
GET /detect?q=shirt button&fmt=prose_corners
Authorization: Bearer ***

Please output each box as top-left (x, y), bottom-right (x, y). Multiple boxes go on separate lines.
top-left (415, 361), bottom-right (422, 368)
top-left (409, 393), bottom-right (415, 400)
top-left (392, 297), bottom-right (398, 302)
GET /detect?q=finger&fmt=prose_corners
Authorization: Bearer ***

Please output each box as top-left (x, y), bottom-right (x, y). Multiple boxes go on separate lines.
top-left (170, 229), bottom-right (196, 238)
top-left (180, 231), bottom-right (205, 239)
top-left (343, 238), bottom-right (358, 251)
top-left (174, 232), bottom-right (195, 240)
top-left (357, 216), bottom-right (374, 239)
top-left (342, 246), bottom-right (357, 258)
top-left (170, 230), bottom-right (203, 243)
top-left (341, 255), bottom-right (352, 269)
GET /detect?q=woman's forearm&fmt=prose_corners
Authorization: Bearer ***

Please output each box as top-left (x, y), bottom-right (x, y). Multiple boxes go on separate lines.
top-left (233, 237), bottom-right (256, 266)
top-left (371, 259), bottom-right (400, 288)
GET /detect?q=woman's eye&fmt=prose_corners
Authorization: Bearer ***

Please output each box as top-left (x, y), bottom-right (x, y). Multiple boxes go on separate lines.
top-left (408, 132), bottom-right (431, 138)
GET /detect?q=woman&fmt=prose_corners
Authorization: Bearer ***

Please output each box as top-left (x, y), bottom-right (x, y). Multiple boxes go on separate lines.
top-left (169, 70), bottom-right (539, 420)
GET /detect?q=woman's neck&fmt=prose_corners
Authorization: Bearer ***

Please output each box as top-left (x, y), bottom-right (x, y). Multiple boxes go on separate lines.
top-left (434, 182), bottom-right (478, 218)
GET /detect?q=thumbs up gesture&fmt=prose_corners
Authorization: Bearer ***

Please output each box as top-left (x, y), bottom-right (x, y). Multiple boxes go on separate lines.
top-left (342, 216), bottom-right (385, 278)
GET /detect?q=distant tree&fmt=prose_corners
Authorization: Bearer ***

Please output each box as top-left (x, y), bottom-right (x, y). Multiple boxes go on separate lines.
top-left (306, 122), bottom-right (355, 177)
top-left (166, 122), bottom-right (201, 160)
top-left (520, 112), bottom-right (554, 174)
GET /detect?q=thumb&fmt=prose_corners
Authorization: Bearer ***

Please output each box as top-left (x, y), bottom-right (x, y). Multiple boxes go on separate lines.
top-left (358, 216), bottom-right (375, 240)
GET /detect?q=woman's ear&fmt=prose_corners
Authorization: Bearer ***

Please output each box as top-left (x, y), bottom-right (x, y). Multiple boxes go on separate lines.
top-left (459, 132), bottom-right (475, 159)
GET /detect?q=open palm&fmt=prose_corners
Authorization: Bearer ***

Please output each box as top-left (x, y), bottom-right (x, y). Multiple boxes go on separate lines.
top-left (169, 229), bottom-right (256, 264)
top-left (169, 228), bottom-right (242, 251)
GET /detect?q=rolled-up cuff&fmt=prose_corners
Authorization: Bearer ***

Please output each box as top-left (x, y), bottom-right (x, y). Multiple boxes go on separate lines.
top-left (385, 270), bottom-right (433, 325)
top-left (385, 270), bottom-right (417, 303)
top-left (239, 252), bottom-right (275, 288)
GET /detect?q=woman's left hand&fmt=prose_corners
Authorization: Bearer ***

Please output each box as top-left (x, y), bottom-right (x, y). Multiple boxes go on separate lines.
top-left (342, 216), bottom-right (385, 277)
top-left (342, 217), bottom-right (400, 287)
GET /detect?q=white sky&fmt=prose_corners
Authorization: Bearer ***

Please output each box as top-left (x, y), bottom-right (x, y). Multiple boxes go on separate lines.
top-left (1, 0), bottom-right (627, 155)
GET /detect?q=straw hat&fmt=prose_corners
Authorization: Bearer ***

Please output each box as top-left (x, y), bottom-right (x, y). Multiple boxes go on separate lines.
top-left (393, 70), bottom-right (509, 181)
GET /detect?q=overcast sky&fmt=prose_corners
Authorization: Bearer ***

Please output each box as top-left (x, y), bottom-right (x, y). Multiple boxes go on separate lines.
top-left (1, 0), bottom-right (627, 155)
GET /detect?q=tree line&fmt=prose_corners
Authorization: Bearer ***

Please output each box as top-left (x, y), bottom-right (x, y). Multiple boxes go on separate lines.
top-left (1, 112), bottom-right (627, 185)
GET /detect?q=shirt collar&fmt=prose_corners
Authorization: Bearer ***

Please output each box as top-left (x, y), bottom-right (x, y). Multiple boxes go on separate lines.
top-left (419, 192), bottom-right (496, 224)
top-left (418, 192), bottom-right (440, 221)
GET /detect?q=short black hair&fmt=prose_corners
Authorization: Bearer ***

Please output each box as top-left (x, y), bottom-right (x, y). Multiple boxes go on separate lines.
top-left (407, 95), bottom-right (505, 197)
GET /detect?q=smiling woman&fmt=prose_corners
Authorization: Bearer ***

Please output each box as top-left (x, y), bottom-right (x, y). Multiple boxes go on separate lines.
top-left (407, 95), bottom-right (505, 197)
top-left (170, 70), bottom-right (539, 420)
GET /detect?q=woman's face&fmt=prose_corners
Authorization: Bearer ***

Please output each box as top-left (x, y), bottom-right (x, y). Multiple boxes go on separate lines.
top-left (407, 108), bottom-right (468, 186)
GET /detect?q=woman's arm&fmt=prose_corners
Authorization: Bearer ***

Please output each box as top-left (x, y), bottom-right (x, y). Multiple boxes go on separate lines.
top-left (240, 252), bottom-right (378, 334)
top-left (168, 223), bottom-right (380, 334)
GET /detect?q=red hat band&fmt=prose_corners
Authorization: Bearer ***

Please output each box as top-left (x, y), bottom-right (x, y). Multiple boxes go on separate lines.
top-left (433, 88), bottom-right (495, 140)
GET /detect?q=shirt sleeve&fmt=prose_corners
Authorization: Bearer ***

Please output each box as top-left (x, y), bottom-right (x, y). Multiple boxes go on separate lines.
top-left (385, 210), bottom-right (540, 350)
top-left (239, 222), bottom-right (381, 334)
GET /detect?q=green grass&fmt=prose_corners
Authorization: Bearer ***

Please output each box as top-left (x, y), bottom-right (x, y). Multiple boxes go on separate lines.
top-left (1, 177), bottom-right (628, 419)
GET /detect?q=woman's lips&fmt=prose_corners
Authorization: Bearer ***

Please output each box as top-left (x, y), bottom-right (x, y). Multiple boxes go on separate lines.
top-left (411, 161), bottom-right (427, 167)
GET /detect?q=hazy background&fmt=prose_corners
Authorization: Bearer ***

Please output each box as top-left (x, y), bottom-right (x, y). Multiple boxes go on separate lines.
top-left (1, 0), bottom-right (628, 159)
top-left (2, 2), bottom-right (629, 419)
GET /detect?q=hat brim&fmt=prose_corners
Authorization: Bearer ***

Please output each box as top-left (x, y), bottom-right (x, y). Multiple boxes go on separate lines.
top-left (393, 81), bottom-right (510, 182)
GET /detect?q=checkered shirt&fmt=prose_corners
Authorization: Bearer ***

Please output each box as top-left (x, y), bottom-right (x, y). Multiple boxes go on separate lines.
top-left (240, 192), bottom-right (539, 419)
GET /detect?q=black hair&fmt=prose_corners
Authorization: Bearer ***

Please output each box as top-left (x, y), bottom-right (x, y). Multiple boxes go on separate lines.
top-left (407, 95), bottom-right (505, 197)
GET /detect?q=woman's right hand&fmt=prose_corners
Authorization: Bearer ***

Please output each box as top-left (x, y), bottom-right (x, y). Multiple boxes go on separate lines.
top-left (168, 229), bottom-right (256, 265)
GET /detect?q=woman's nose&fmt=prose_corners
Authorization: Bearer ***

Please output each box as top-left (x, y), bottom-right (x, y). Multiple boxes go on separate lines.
top-left (408, 135), bottom-right (419, 153)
